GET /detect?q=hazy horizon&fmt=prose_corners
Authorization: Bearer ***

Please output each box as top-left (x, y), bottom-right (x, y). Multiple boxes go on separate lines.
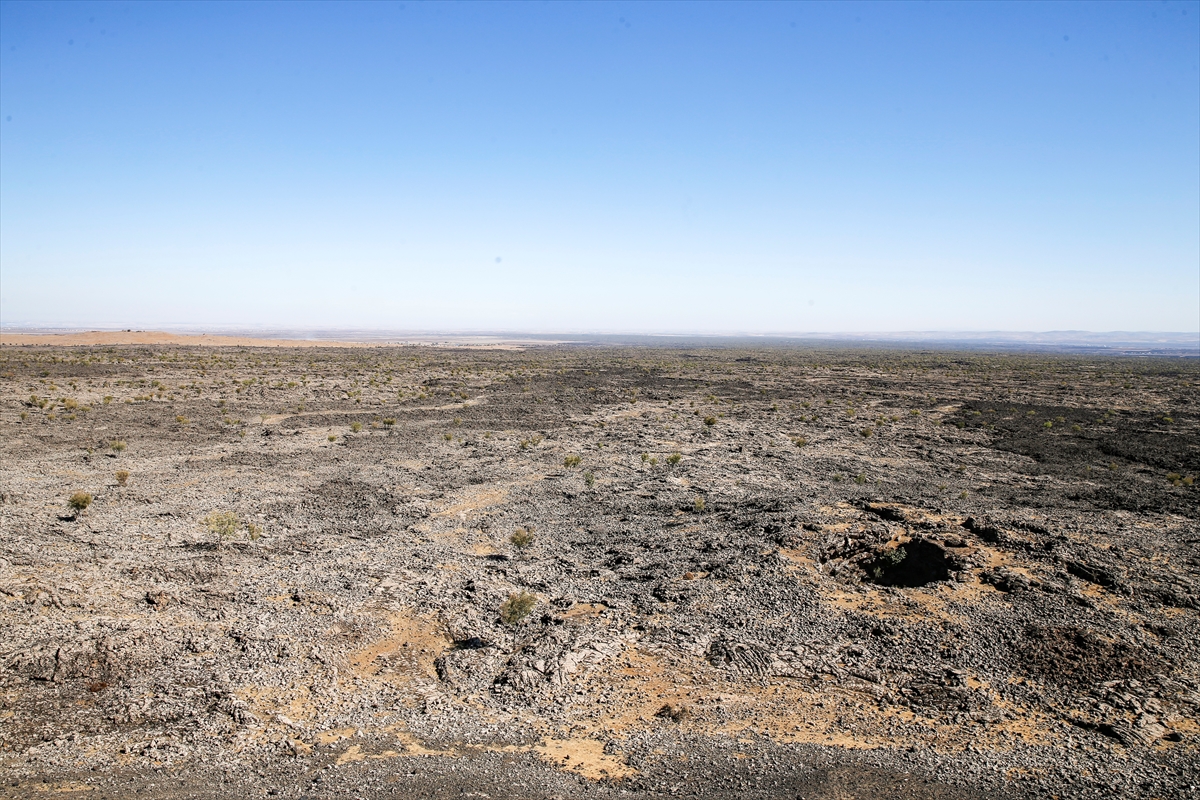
top-left (2, 1), bottom-right (1198, 333)
top-left (2, 322), bottom-right (1195, 342)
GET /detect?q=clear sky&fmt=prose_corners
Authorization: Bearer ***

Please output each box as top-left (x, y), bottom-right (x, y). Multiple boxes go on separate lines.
top-left (1, 1), bottom-right (1197, 333)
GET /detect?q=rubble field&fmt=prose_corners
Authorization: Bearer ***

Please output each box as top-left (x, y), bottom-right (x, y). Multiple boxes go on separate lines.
top-left (1, 343), bottom-right (1197, 799)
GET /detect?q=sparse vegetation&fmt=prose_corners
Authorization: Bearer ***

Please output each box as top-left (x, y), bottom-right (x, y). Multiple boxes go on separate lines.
top-left (563, 454), bottom-right (582, 468)
top-left (68, 491), bottom-right (93, 511)
top-left (3, 339), bottom-right (1197, 795)
top-left (510, 527), bottom-right (534, 548)
top-left (500, 591), bottom-right (537, 625)
top-left (204, 512), bottom-right (239, 539)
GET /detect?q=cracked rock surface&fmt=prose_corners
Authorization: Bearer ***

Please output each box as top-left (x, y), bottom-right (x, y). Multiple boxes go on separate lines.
top-left (1, 344), bottom-right (1198, 798)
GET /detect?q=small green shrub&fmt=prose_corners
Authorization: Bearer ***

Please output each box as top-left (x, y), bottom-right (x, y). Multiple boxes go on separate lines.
top-left (584, 471), bottom-right (595, 487)
top-left (703, 416), bottom-right (717, 427)
top-left (115, 470), bottom-right (130, 486)
top-left (204, 512), bottom-right (239, 538)
top-left (1043, 421), bottom-right (1053, 429)
top-left (110, 440), bottom-right (126, 452)
top-left (564, 454), bottom-right (582, 468)
top-left (667, 452), bottom-right (682, 465)
top-left (351, 421), bottom-right (363, 432)
top-left (176, 415), bottom-right (189, 425)
top-left (383, 418), bottom-right (396, 426)
top-left (511, 527), bottom-right (534, 548)
top-left (500, 591), bottom-right (537, 625)
top-left (693, 496), bottom-right (705, 513)
top-left (68, 491), bottom-right (92, 511)
top-left (328, 434), bottom-right (337, 442)
top-left (854, 474), bottom-right (866, 485)
top-left (860, 428), bottom-right (873, 438)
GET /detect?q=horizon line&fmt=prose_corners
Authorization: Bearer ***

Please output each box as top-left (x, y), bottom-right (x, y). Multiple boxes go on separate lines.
top-left (2, 324), bottom-right (1197, 338)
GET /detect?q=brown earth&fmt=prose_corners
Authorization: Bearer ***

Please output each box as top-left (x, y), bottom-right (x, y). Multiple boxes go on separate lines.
top-left (1, 343), bottom-right (1197, 798)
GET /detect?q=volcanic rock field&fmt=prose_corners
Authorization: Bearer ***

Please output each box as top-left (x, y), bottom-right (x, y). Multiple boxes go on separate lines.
top-left (1, 343), bottom-right (1197, 799)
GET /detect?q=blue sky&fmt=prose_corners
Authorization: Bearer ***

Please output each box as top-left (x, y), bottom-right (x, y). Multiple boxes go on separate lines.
top-left (1, 1), bottom-right (1197, 333)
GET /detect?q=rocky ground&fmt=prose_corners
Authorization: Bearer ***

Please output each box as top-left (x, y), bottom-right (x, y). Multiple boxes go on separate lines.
top-left (1, 343), bottom-right (1197, 799)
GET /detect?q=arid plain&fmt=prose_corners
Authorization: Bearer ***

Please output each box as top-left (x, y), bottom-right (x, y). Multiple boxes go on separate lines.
top-left (1, 340), bottom-right (1197, 799)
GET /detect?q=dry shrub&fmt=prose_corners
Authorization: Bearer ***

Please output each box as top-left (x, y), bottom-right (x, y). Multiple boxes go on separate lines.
top-left (500, 591), bottom-right (537, 625)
